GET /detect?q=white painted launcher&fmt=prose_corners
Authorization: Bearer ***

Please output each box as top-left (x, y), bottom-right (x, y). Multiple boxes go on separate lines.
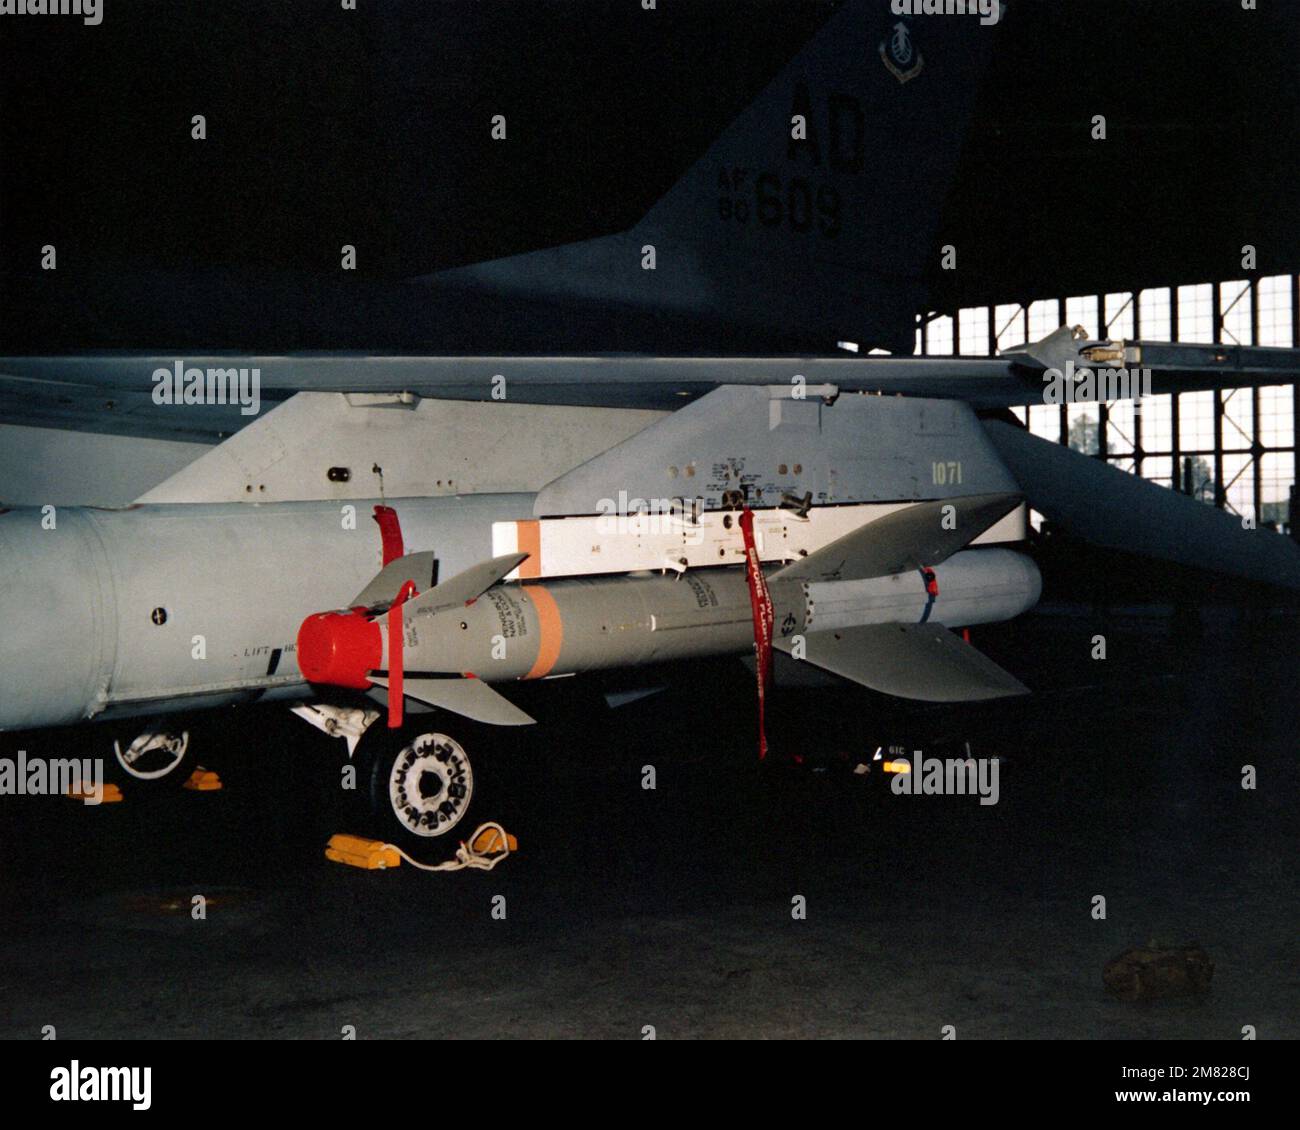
top-left (492, 502), bottom-right (1027, 581)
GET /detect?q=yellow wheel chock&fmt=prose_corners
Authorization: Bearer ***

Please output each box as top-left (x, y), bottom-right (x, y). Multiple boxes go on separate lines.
top-left (324, 823), bottom-right (518, 872)
top-left (325, 835), bottom-right (404, 870)
top-left (182, 766), bottom-right (223, 791)
top-left (64, 782), bottom-right (125, 804)
top-left (64, 767), bottom-right (221, 802)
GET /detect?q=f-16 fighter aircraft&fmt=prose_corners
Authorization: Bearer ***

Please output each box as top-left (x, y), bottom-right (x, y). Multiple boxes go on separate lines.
top-left (2, 2), bottom-right (1298, 850)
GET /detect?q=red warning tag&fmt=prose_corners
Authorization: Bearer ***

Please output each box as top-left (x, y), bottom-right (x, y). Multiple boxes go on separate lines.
top-left (372, 505), bottom-right (405, 566)
top-left (739, 508), bottom-right (774, 760)
top-left (387, 580), bottom-right (417, 729)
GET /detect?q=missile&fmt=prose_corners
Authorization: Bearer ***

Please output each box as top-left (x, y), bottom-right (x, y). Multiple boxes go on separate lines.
top-left (297, 493), bottom-right (1040, 726)
top-left (0, 488), bottom-right (1034, 736)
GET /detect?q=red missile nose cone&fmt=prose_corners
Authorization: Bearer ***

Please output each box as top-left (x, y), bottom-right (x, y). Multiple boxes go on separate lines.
top-left (297, 609), bottom-right (382, 689)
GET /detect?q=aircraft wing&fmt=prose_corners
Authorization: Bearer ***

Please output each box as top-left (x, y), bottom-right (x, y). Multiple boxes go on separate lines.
top-left (3, 330), bottom-right (1299, 443)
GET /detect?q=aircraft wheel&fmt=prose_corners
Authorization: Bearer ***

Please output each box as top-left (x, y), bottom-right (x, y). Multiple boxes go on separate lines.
top-left (107, 726), bottom-right (197, 790)
top-left (363, 725), bottom-right (501, 857)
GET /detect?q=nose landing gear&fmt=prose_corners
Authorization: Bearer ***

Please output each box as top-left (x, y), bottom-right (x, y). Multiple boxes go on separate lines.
top-left (110, 728), bottom-right (196, 788)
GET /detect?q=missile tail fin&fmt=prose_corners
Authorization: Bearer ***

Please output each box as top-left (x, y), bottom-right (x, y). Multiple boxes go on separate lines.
top-left (349, 551), bottom-right (439, 609)
top-left (402, 552), bottom-right (529, 617)
top-left (772, 492), bottom-right (1022, 584)
top-left (371, 675), bottom-right (536, 727)
top-left (774, 622), bottom-right (1028, 703)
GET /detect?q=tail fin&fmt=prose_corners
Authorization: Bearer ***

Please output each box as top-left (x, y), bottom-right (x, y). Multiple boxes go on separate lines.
top-left (633, 1), bottom-right (999, 353)
top-left (443, 1), bottom-right (999, 354)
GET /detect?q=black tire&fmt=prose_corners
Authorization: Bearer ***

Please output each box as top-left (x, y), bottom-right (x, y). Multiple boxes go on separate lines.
top-left (358, 721), bottom-right (512, 860)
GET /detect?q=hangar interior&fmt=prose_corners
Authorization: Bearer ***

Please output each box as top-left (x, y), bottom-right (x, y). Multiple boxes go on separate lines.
top-left (0, 0), bottom-right (1296, 1052)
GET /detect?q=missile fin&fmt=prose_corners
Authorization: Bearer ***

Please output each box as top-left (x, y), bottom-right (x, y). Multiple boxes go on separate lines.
top-left (774, 622), bottom-right (1028, 702)
top-left (772, 492), bottom-right (1022, 583)
top-left (402, 552), bottom-right (529, 617)
top-left (370, 676), bottom-right (536, 727)
top-left (349, 551), bottom-right (439, 609)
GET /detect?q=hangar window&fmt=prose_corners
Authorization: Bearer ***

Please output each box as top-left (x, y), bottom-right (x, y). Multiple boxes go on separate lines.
top-left (1107, 400), bottom-right (1136, 456)
top-left (925, 314), bottom-right (954, 355)
top-left (1257, 276), bottom-right (1293, 346)
top-left (1104, 292), bottom-right (1134, 339)
top-left (1067, 403), bottom-right (1101, 455)
top-left (1222, 453), bottom-right (1255, 521)
top-left (1137, 288), bottom-right (1171, 339)
top-left (1027, 299), bottom-right (1057, 340)
top-left (1258, 385), bottom-right (1294, 448)
top-left (959, 307), bottom-right (989, 356)
top-left (1179, 390), bottom-right (1216, 456)
top-left (1141, 455), bottom-right (1173, 491)
top-left (1221, 388), bottom-right (1254, 451)
top-left (918, 273), bottom-right (1297, 535)
top-left (1260, 453), bottom-right (1296, 530)
top-left (1181, 453), bottom-right (1217, 505)
top-left (1219, 280), bottom-right (1252, 345)
top-left (1026, 404), bottom-right (1060, 443)
top-left (1141, 395), bottom-right (1174, 455)
top-left (995, 303), bottom-right (1026, 351)
top-left (1065, 295), bottom-right (1098, 339)
top-left (1177, 283), bottom-right (1214, 342)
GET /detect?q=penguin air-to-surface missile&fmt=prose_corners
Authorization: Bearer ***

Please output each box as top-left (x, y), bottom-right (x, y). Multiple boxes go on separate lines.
top-left (296, 492), bottom-right (1040, 730)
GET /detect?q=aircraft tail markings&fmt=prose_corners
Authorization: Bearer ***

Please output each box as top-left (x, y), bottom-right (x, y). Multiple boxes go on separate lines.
top-left (631, 1), bottom-right (1000, 352)
top-left (437, 1), bottom-right (999, 354)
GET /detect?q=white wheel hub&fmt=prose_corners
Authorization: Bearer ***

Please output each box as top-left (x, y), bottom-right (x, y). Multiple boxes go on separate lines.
top-left (388, 732), bottom-right (474, 838)
top-left (113, 731), bottom-right (190, 781)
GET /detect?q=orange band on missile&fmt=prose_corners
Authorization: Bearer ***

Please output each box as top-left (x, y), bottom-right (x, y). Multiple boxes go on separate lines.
top-left (516, 520), bottom-right (542, 579)
top-left (523, 585), bottom-right (563, 680)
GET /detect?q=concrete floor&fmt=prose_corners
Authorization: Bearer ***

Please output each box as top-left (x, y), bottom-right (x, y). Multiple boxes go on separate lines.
top-left (1, 604), bottom-right (1296, 1039)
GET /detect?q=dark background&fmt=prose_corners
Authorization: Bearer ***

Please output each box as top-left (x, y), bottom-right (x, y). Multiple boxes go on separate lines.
top-left (0, 2), bottom-right (1297, 1042)
top-left (1, 0), bottom-right (1296, 349)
